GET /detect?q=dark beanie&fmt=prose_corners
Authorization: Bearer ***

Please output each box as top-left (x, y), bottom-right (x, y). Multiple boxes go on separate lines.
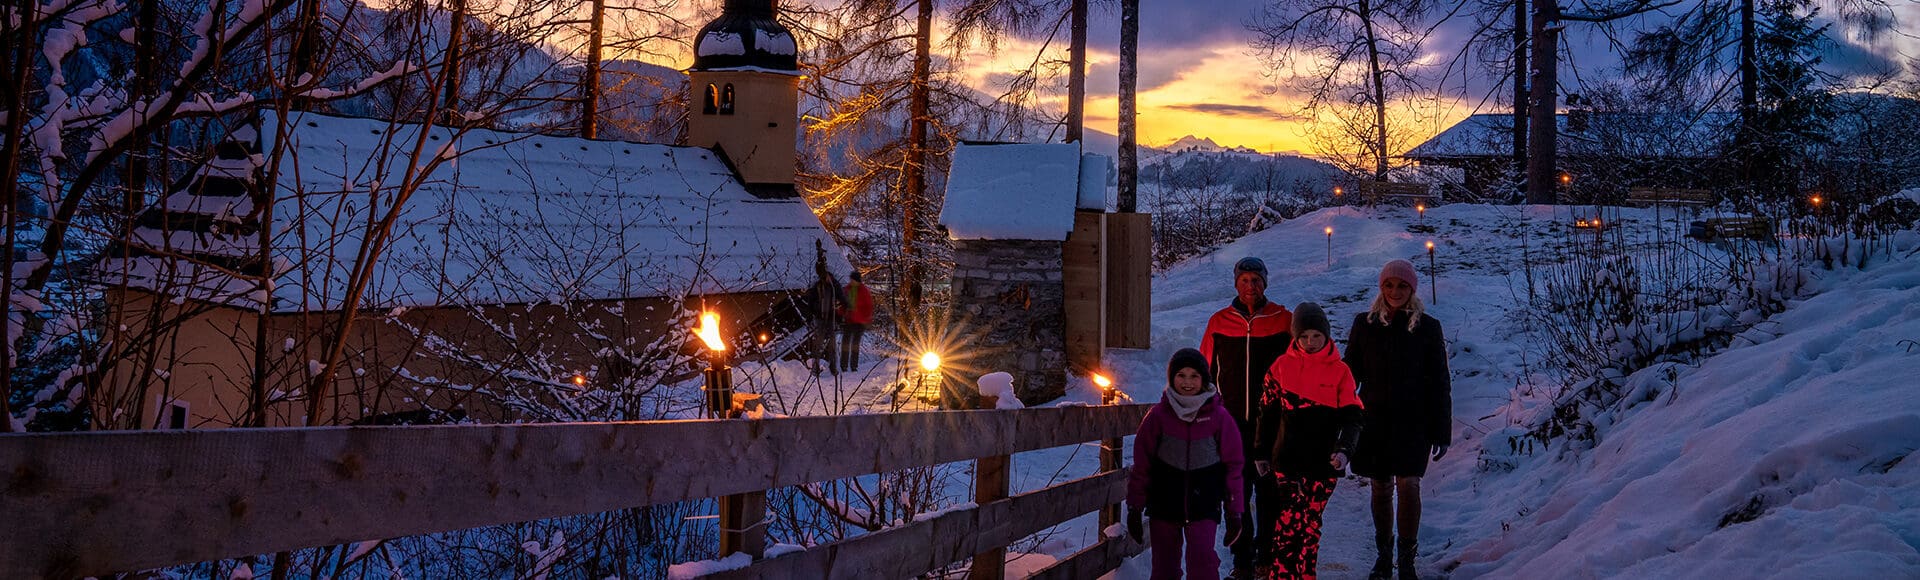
top-left (1292, 302), bottom-right (1331, 338)
top-left (1167, 348), bottom-right (1213, 387)
top-left (1234, 257), bottom-right (1268, 285)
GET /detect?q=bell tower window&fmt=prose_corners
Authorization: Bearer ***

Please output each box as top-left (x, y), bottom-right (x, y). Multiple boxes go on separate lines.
top-left (720, 84), bottom-right (736, 115)
top-left (703, 84), bottom-right (719, 115)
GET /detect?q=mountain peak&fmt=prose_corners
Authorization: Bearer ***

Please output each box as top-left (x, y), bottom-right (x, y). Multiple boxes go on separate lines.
top-left (1164, 135), bottom-right (1224, 152)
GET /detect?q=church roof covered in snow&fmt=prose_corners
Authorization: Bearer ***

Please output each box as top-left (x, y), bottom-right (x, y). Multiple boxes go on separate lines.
top-left (939, 142), bottom-right (1106, 242)
top-left (100, 111), bottom-right (849, 312)
top-left (1405, 112), bottom-right (1738, 162)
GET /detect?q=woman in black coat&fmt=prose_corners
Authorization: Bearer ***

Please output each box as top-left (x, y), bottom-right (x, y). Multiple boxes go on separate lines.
top-left (1345, 259), bottom-right (1451, 580)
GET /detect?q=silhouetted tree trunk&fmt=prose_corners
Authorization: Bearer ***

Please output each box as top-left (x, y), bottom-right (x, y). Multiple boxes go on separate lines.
top-left (1118, 0), bottom-right (1138, 212)
top-left (582, 0), bottom-right (605, 138)
top-left (1512, 0), bottom-right (1527, 196)
top-left (903, 0), bottom-right (932, 311)
top-left (1066, 0), bottom-right (1086, 142)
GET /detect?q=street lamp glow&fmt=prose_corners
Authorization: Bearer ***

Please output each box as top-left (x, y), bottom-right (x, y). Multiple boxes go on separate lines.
top-left (920, 351), bottom-right (941, 372)
top-left (695, 311), bottom-right (726, 352)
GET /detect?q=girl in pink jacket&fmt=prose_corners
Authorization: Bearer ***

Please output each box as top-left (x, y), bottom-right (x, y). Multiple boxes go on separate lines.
top-left (1128, 348), bottom-right (1249, 580)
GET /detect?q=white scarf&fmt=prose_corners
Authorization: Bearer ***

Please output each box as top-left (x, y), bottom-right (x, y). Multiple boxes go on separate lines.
top-left (1165, 386), bottom-right (1216, 422)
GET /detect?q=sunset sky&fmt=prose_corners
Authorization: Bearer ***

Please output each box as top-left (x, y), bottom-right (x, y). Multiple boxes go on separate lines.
top-left (632, 0), bottom-right (1920, 155)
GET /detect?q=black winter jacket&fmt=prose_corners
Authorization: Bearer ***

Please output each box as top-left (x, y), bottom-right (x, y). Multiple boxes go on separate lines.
top-left (1255, 392), bottom-right (1363, 480)
top-left (1344, 311), bottom-right (1452, 446)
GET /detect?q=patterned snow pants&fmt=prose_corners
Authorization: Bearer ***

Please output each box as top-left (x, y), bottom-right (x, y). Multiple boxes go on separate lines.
top-left (1265, 473), bottom-right (1336, 580)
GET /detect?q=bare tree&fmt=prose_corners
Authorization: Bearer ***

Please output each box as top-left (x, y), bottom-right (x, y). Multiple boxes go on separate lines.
top-left (1250, 0), bottom-right (1435, 181)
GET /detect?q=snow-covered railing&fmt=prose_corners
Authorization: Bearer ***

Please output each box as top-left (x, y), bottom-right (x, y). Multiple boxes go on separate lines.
top-left (0, 405), bottom-right (1149, 579)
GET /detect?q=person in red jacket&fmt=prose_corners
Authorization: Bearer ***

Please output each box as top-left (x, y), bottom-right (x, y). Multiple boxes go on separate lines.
top-left (1200, 256), bottom-right (1292, 579)
top-left (1254, 303), bottom-right (1362, 580)
top-left (837, 271), bottom-right (875, 372)
top-left (1127, 348), bottom-right (1247, 580)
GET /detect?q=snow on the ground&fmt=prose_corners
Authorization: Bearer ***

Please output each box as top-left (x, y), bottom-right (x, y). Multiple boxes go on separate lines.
top-left (673, 202), bottom-right (1920, 578)
top-left (1063, 203), bottom-right (1920, 578)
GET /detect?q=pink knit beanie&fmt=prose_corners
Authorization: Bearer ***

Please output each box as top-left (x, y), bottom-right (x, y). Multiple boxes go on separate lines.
top-left (1380, 259), bottom-right (1419, 288)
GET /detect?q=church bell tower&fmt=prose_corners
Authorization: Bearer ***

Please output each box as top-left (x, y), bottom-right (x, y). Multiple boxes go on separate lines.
top-left (687, 0), bottom-right (800, 199)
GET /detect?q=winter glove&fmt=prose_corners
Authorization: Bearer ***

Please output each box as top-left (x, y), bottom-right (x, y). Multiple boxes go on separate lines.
top-left (1223, 515), bottom-right (1245, 547)
top-left (1330, 452), bottom-right (1349, 470)
top-left (1127, 507), bottom-right (1145, 544)
top-left (1255, 460), bottom-right (1272, 477)
top-left (1430, 444), bottom-right (1449, 461)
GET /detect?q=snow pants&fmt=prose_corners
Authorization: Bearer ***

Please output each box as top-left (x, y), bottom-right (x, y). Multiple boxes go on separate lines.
top-left (1265, 474), bottom-right (1336, 580)
top-left (839, 323), bottom-right (865, 371)
top-left (1149, 518), bottom-right (1220, 580)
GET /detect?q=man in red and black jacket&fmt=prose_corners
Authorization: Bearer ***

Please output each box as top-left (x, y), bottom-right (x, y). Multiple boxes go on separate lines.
top-left (1200, 256), bottom-right (1292, 579)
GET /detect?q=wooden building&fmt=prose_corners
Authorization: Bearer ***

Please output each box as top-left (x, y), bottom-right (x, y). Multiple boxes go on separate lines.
top-left (1405, 111), bottom-right (1735, 202)
top-left (92, 0), bottom-right (847, 429)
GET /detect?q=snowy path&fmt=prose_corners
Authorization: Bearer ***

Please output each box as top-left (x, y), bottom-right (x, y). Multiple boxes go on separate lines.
top-left (1081, 202), bottom-right (1920, 578)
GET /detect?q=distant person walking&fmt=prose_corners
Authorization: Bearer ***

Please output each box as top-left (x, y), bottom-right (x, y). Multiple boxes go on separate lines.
top-left (1201, 257), bottom-right (1292, 579)
top-left (1254, 302), bottom-right (1362, 579)
top-left (1346, 260), bottom-right (1452, 580)
top-left (1128, 348), bottom-right (1247, 580)
top-left (838, 271), bottom-right (875, 372)
top-left (807, 255), bottom-right (844, 375)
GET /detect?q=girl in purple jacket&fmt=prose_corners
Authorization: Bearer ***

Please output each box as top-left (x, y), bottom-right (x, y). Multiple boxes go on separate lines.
top-left (1128, 348), bottom-right (1249, 580)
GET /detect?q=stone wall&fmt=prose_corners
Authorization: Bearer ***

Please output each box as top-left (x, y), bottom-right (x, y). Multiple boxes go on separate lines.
top-left (950, 239), bottom-right (1068, 404)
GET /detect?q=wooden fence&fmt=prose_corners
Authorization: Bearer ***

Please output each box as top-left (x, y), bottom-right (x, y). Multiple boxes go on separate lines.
top-left (0, 405), bottom-right (1149, 579)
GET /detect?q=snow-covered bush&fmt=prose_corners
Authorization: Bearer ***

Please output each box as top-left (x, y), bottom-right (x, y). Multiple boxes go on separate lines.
top-left (1520, 232), bottom-right (1813, 451)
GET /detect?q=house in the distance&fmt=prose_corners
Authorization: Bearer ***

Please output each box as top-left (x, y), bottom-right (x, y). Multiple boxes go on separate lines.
top-left (93, 0), bottom-right (845, 429)
top-left (1405, 111), bottom-right (1734, 201)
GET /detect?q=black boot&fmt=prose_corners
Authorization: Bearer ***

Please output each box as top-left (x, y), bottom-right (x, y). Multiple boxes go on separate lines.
top-left (1398, 537), bottom-right (1420, 580)
top-left (1368, 533), bottom-right (1394, 579)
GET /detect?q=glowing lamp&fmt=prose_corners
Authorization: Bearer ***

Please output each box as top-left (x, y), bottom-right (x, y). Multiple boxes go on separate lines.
top-left (572, 374), bottom-right (586, 387)
top-left (920, 351), bottom-right (941, 372)
top-left (1092, 373), bottom-right (1112, 390)
top-left (1324, 227), bottom-right (1333, 235)
top-left (1425, 240), bottom-right (1435, 251)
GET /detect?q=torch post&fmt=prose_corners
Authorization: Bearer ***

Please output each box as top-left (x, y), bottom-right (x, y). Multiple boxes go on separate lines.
top-left (1324, 227), bottom-right (1333, 268)
top-left (699, 313), bottom-right (765, 560)
top-left (1095, 374), bottom-right (1123, 532)
top-left (1425, 241), bottom-right (1438, 305)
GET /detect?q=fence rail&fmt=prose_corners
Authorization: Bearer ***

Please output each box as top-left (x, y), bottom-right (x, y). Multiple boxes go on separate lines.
top-left (0, 404), bottom-right (1149, 579)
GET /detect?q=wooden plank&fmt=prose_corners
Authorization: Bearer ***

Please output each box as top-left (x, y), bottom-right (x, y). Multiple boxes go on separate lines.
top-left (702, 469), bottom-right (1130, 580)
top-left (0, 405), bottom-right (1151, 579)
top-left (971, 454), bottom-right (1012, 580)
top-left (1104, 212), bottom-right (1152, 349)
top-left (1626, 187), bottom-right (1712, 205)
top-left (1062, 211), bottom-right (1105, 373)
top-left (1028, 537), bottom-right (1144, 580)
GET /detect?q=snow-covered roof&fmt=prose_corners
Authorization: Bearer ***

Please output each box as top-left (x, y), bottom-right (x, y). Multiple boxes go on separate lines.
top-left (103, 111), bottom-right (848, 312)
top-left (1406, 112), bottom-right (1737, 161)
top-left (939, 143), bottom-right (1101, 241)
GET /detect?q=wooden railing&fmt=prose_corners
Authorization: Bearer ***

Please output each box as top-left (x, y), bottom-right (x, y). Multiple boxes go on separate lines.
top-left (0, 405), bottom-right (1149, 580)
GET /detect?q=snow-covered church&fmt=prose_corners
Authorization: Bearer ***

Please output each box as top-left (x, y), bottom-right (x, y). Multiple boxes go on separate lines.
top-left (94, 0), bottom-right (848, 428)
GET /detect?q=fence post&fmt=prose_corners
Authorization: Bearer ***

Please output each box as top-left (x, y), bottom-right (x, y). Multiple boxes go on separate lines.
top-left (971, 450), bottom-right (1011, 580)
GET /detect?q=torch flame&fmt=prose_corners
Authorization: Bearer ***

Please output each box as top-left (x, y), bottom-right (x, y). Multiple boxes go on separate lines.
top-left (920, 351), bottom-right (941, 372)
top-left (696, 312), bottom-right (726, 352)
top-left (1092, 373), bottom-right (1113, 389)
top-left (1324, 227), bottom-right (1333, 235)
top-left (1426, 241), bottom-right (1435, 251)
